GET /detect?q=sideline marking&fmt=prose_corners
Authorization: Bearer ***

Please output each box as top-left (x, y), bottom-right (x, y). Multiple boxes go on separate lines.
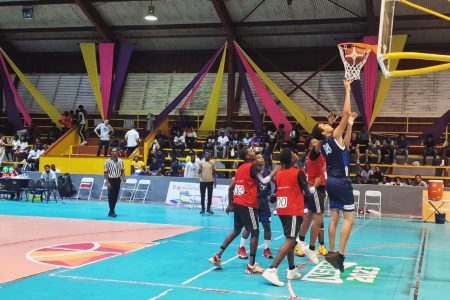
top-left (413, 228), bottom-right (427, 300)
top-left (149, 288), bottom-right (173, 300)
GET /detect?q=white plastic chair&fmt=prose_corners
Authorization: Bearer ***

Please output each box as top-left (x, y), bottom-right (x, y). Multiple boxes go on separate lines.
top-left (364, 190), bottom-right (382, 219)
top-left (99, 180), bottom-right (109, 201)
top-left (132, 179), bottom-right (151, 203)
top-left (76, 177), bottom-right (94, 200)
top-left (119, 178), bottom-right (137, 202)
top-left (353, 190), bottom-right (361, 218)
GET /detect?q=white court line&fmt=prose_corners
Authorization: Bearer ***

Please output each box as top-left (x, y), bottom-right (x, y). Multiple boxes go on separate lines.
top-left (181, 234), bottom-right (284, 286)
top-left (347, 253), bottom-right (417, 261)
top-left (149, 288), bottom-right (173, 300)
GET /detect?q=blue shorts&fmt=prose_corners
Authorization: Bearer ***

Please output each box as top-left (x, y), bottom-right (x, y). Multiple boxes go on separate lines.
top-left (326, 176), bottom-right (355, 212)
top-left (258, 197), bottom-right (272, 223)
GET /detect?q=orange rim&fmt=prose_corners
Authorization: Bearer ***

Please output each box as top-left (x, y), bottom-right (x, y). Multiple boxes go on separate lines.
top-left (337, 42), bottom-right (377, 54)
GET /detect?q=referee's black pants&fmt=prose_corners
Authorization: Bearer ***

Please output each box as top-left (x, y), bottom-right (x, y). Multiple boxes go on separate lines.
top-left (108, 178), bottom-right (121, 213)
top-left (200, 181), bottom-right (214, 211)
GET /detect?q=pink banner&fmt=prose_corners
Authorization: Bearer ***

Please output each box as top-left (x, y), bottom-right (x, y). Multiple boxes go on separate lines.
top-left (0, 53), bottom-right (32, 126)
top-left (181, 43), bottom-right (226, 113)
top-left (363, 36), bottom-right (378, 125)
top-left (234, 44), bottom-right (292, 136)
top-left (99, 43), bottom-right (115, 119)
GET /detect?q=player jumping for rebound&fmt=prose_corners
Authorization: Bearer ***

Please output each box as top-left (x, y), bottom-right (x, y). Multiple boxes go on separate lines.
top-left (311, 79), bottom-right (358, 272)
top-left (209, 148), bottom-right (277, 274)
top-left (262, 148), bottom-right (312, 286)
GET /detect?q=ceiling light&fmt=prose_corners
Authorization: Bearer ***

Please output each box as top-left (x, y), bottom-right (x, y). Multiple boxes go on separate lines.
top-left (145, 2), bottom-right (157, 21)
top-left (22, 6), bottom-right (33, 20)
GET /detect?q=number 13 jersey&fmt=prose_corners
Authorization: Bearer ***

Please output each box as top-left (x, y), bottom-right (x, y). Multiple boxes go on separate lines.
top-left (275, 168), bottom-right (304, 216)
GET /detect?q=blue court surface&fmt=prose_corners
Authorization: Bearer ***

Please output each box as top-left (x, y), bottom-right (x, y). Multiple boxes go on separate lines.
top-left (0, 200), bottom-right (449, 300)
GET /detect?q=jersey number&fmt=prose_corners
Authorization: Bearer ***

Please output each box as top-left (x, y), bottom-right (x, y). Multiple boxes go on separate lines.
top-left (277, 197), bottom-right (288, 208)
top-left (233, 185), bottom-right (245, 196)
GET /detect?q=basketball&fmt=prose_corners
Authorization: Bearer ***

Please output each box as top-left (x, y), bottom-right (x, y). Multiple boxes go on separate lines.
top-left (344, 46), bottom-right (366, 65)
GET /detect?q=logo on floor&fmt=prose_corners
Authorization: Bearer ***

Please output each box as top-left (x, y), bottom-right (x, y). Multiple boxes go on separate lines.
top-left (302, 260), bottom-right (380, 284)
top-left (27, 241), bottom-right (155, 268)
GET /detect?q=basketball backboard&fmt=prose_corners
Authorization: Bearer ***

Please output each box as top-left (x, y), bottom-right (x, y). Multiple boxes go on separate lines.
top-left (377, 0), bottom-right (397, 77)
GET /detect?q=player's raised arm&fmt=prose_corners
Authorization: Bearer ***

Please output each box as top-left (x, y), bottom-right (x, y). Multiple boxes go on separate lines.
top-left (333, 79), bottom-right (352, 142)
top-left (344, 112), bottom-right (358, 147)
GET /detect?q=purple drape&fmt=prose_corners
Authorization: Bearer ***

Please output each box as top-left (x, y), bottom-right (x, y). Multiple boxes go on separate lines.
top-left (235, 54), bottom-right (263, 132)
top-left (418, 109), bottom-right (450, 142)
top-left (108, 43), bottom-right (134, 118)
top-left (155, 45), bottom-right (225, 126)
top-left (351, 80), bottom-right (367, 126)
top-left (0, 67), bottom-right (22, 130)
top-left (363, 36), bottom-right (379, 125)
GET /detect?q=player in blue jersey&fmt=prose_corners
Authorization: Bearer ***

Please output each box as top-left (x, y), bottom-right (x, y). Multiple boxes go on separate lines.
top-left (311, 79), bottom-right (358, 273)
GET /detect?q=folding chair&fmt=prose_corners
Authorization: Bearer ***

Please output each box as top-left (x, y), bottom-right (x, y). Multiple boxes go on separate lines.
top-left (99, 180), bottom-right (108, 201)
top-left (76, 177), bottom-right (94, 200)
top-left (353, 190), bottom-right (361, 218)
top-left (119, 178), bottom-right (137, 202)
top-left (132, 179), bottom-right (151, 203)
top-left (364, 190), bottom-right (382, 219)
top-left (42, 180), bottom-right (58, 202)
top-left (24, 180), bottom-right (45, 203)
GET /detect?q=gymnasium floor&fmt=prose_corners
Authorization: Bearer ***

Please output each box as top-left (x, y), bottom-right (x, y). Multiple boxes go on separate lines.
top-left (0, 200), bottom-right (449, 300)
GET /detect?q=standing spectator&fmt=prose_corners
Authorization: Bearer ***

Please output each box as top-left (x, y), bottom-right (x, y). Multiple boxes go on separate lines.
top-left (422, 134), bottom-right (437, 165)
top-left (393, 134), bottom-right (409, 165)
top-left (184, 156), bottom-right (198, 178)
top-left (198, 152), bottom-right (216, 214)
top-left (215, 132), bottom-right (229, 158)
top-left (412, 175), bottom-right (427, 187)
top-left (0, 134), bottom-right (5, 167)
top-left (146, 113), bottom-right (156, 134)
top-left (104, 148), bottom-right (125, 217)
top-left (183, 124), bottom-right (197, 149)
top-left (441, 140), bottom-right (450, 166)
top-left (78, 105), bottom-right (88, 146)
top-left (125, 126), bottom-right (141, 156)
top-left (349, 132), bottom-right (361, 164)
top-left (94, 119), bottom-right (114, 157)
top-left (173, 131), bottom-right (186, 151)
top-left (365, 136), bottom-right (381, 163)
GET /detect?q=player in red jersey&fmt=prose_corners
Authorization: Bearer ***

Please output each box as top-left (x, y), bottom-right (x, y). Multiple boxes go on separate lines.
top-left (262, 148), bottom-right (313, 287)
top-left (209, 148), bottom-right (277, 274)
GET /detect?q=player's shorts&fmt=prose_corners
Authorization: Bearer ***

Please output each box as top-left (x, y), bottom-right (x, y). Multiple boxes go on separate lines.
top-left (258, 197), bottom-right (272, 223)
top-left (279, 215), bottom-right (303, 238)
top-left (326, 176), bottom-right (355, 212)
top-left (234, 203), bottom-right (259, 232)
top-left (307, 186), bottom-right (326, 214)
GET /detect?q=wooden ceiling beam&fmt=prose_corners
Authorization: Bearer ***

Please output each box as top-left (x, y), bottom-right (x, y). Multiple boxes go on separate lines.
top-left (74, 0), bottom-right (115, 41)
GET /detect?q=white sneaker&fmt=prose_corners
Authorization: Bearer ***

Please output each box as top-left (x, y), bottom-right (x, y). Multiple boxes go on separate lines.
top-left (208, 254), bottom-right (222, 269)
top-left (302, 245), bottom-right (319, 264)
top-left (287, 268), bottom-right (302, 280)
top-left (262, 268), bottom-right (285, 287)
top-left (296, 240), bottom-right (306, 248)
top-left (245, 263), bottom-right (264, 274)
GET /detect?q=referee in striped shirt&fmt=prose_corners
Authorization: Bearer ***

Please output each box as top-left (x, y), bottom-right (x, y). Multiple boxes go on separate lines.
top-left (104, 148), bottom-right (125, 217)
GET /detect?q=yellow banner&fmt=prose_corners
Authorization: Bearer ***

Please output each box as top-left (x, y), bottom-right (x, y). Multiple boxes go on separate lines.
top-left (0, 48), bottom-right (61, 126)
top-left (80, 43), bottom-right (104, 119)
top-left (370, 35), bottom-right (408, 127)
top-left (237, 45), bottom-right (317, 133)
top-left (198, 43), bottom-right (227, 137)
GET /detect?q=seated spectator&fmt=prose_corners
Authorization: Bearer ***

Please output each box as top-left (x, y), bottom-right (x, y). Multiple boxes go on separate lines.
top-left (9, 135), bottom-right (20, 161)
top-left (185, 149), bottom-right (198, 163)
top-left (131, 156), bottom-right (145, 175)
top-left (168, 157), bottom-right (181, 176)
top-left (50, 164), bottom-right (60, 173)
top-left (391, 176), bottom-right (403, 186)
top-left (170, 124), bottom-right (181, 138)
top-left (149, 157), bottom-right (162, 176)
top-left (116, 138), bottom-right (127, 157)
top-left (173, 131), bottom-right (186, 151)
top-left (440, 140), bottom-right (450, 166)
top-left (267, 126), bottom-right (277, 150)
top-left (183, 124), bottom-right (197, 149)
top-left (393, 134), bottom-right (409, 165)
top-left (0, 134), bottom-right (5, 166)
top-left (372, 166), bottom-right (384, 183)
top-left (34, 137), bottom-right (43, 151)
top-left (150, 139), bottom-right (160, 155)
top-left (354, 174), bottom-right (363, 184)
top-left (422, 134), bottom-right (437, 165)
top-left (289, 123), bottom-right (300, 148)
top-left (366, 136), bottom-right (381, 163)
top-left (405, 178), bottom-right (413, 186)
top-left (347, 131), bottom-right (360, 164)
top-left (359, 163), bottom-right (374, 183)
top-left (275, 124), bottom-right (286, 150)
top-left (184, 156), bottom-right (198, 178)
top-left (358, 126), bottom-right (370, 152)
top-left (381, 136), bottom-right (395, 164)
top-left (27, 145), bottom-right (41, 170)
top-left (242, 132), bottom-right (251, 147)
top-left (204, 131), bottom-right (216, 152)
top-left (379, 176), bottom-right (390, 185)
top-left (41, 164), bottom-right (57, 185)
top-left (250, 133), bottom-right (262, 152)
top-left (412, 174), bottom-right (427, 187)
top-left (155, 130), bottom-right (169, 148)
top-left (14, 135), bottom-right (28, 161)
top-left (155, 150), bottom-right (165, 165)
top-left (215, 132), bottom-right (229, 158)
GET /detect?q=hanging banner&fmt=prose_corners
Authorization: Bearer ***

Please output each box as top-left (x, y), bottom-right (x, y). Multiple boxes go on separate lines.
top-left (99, 43), bottom-right (115, 119)
top-left (351, 80), bottom-right (367, 126)
top-left (370, 35), bottom-right (408, 127)
top-left (363, 36), bottom-right (379, 125)
top-left (235, 55), bottom-right (263, 132)
top-left (234, 43), bottom-right (292, 135)
top-left (0, 67), bottom-right (23, 130)
top-left (235, 42), bottom-right (317, 134)
top-left (180, 43), bottom-right (226, 113)
top-left (198, 42), bottom-right (227, 136)
top-left (80, 43), bottom-right (104, 119)
top-left (417, 109), bottom-right (450, 141)
top-left (0, 53), bottom-right (32, 127)
top-left (108, 43), bottom-right (134, 118)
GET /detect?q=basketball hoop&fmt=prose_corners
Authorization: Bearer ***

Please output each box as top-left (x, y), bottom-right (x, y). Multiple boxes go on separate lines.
top-left (337, 43), bottom-right (376, 81)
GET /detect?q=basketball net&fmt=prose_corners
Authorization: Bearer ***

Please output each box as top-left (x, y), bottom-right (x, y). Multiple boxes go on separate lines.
top-left (338, 43), bottom-right (372, 81)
